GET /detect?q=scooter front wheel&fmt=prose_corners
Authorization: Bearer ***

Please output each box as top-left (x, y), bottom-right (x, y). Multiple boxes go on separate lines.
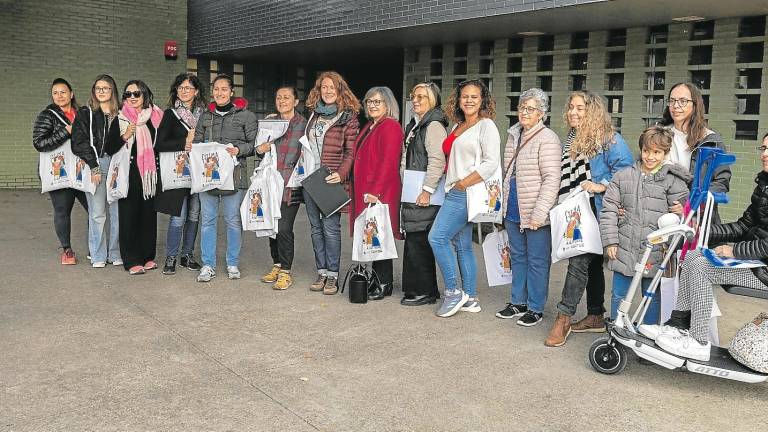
top-left (589, 337), bottom-right (627, 375)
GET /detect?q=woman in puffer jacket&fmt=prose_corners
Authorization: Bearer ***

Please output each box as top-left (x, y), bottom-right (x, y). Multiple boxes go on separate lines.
top-left (639, 132), bottom-right (768, 363)
top-left (32, 78), bottom-right (87, 265)
top-left (495, 88), bottom-right (561, 326)
top-left (600, 126), bottom-right (690, 325)
top-left (193, 73), bottom-right (258, 283)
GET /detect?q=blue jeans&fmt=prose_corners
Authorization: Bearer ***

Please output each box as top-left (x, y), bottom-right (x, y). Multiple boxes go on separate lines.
top-left (86, 155), bottom-right (120, 264)
top-left (165, 194), bottom-right (200, 257)
top-left (303, 189), bottom-right (342, 277)
top-left (507, 222), bottom-right (552, 314)
top-left (611, 272), bottom-right (660, 324)
top-left (428, 189), bottom-right (476, 296)
top-left (199, 190), bottom-right (244, 269)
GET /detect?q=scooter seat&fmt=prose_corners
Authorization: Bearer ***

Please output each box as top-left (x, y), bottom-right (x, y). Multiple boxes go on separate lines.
top-left (722, 285), bottom-right (768, 300)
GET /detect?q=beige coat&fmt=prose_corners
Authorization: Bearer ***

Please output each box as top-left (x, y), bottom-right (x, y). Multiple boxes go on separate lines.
top-left (501, 121), bottom-right (561, 228)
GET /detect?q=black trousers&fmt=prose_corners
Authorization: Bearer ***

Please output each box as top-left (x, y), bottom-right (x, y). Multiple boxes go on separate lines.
top-left (373, 259), bottom-right (394, 286)
top-left (118, 169), bottom-right (157, 270)
top-left (268, 201), bottom-right (301, 270)
top-left (402, 231), bottom-right (439, 298)
top-left (557, 253), bottom-right (606, 316)
top-left (49, 188), bottom-right (88, 249)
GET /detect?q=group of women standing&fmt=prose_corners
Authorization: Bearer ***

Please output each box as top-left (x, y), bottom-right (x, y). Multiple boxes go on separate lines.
top-left (33, 73), bottom-right (734, 343)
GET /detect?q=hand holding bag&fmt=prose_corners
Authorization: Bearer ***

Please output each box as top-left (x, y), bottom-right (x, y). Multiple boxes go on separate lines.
top-left (352, 202), bottom-right (398, 262)
top-left (549, 189), bottom-right (602, 263)
top-left (189, 142), bottom-right (235, 194)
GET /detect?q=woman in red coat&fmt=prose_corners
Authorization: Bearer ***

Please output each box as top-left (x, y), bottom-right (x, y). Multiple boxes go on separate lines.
top-left (351, 86), bottom-right (404, 300)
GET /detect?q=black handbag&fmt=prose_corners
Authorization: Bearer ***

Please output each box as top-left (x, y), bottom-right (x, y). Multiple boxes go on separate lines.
top-left (340, 263), bottom-right (380, 304)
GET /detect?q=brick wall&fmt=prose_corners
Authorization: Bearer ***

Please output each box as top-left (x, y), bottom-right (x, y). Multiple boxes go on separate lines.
top-left (0, 0), bottom-right (187, 189)
top-left (187, 0), bottom-right (600, 55)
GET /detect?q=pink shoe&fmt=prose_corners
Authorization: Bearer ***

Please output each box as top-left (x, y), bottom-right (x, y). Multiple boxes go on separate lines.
top-left (129, 266), bottom-right (146, 275)
top-left (143, 260), bottom-right (158, 270)
top-left (61, 248), bottom-right (76, 265)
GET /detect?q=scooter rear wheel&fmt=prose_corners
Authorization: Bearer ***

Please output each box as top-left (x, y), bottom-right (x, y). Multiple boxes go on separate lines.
top-left (589, 337), bottom-right (627, 375)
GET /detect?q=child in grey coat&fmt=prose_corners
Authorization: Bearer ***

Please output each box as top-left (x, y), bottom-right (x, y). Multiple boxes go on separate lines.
top-left (600, 126), bottom-right (691, 324)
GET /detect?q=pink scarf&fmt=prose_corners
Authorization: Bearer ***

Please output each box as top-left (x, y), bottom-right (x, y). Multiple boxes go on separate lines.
top-left (121, 105), bottom-right (164, 199)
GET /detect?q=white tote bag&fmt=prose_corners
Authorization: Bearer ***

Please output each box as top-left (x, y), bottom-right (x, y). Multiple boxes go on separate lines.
top-left (106, 145), bottom-right (130, 204)
top-left (549, 189), bottom-right (602, 263)
top-left (286, 136), bottom-right (317, 187)
top-left (241, 144), bottom-right (283, 236)
top-left (39, 142), bottom-right (75, 193)
top-left (351, 203), bottom-right (398, 262)
top-left (482, 229), bottom-right (513, 286)
top-left (466, 165), bottom-right (504, 223)
top-left (68, 108), bottom-right (96, 194)
top-left (189, 142), bottom-right (235, 194)
top-left (159, 151), bottom-right (192, 191)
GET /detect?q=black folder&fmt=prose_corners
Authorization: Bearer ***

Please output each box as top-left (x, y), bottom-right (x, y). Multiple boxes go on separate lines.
top-left (300, 165), bottom-right (351, 217)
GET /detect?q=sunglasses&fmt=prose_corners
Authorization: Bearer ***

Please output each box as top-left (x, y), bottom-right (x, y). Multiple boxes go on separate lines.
top-left (123, 91), bottom-right (142, 99)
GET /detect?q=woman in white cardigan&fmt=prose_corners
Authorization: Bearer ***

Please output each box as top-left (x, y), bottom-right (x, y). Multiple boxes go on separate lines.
top-left (428, 80), bottom-right (500, 318)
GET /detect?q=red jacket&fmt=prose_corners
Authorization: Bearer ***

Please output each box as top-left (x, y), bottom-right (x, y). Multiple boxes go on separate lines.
top-left (305, 110), bottom-right (360, 182)
top-left (350, 117), bottom-right (404, 238)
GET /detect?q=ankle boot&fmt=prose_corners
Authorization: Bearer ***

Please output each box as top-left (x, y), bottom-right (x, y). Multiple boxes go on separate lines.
top-left (382, 282), bottom-right (393, 297)
top-left (368, 283), bottom-right (386, 300)
top-left (571, 314), bottom-right (606, 333)
top-left (544, 313), bottom-right (572, 347)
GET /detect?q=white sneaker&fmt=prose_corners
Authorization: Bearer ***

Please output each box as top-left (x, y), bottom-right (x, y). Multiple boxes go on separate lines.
top-left (460, 297), bottom-right (482, 313)
top-left (656, 331), bottom-right (711, 362)
top-left (92, 262), bottom-right (106, 268)
top-left (197, 265), bottom-right (216, 283)
top-left (638, 324), bottom-right (683, 340)
top-left (112, 259), bottom-right (123, 266)
top-left (227, 266), bottom-right (241, 280)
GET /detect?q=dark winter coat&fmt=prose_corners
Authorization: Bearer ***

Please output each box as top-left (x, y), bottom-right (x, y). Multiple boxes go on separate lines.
top-left (71, 106), bottom-right (115, 169)
top-left (400, 108), bottom-right (448, 232)
top-left (154, 108), bottom-right (193, 216)
top-left (32, 104), bottom-right (72, 153)
top-left (304, 110), bottom-right (359, 182)
top-left (601, 162), bottom-right (691, 277)
top-left (709, 171), bottom-right (768, 288)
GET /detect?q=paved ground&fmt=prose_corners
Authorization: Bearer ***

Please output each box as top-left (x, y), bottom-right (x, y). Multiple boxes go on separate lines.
top-left (1, 190), bottom-right (766, 431)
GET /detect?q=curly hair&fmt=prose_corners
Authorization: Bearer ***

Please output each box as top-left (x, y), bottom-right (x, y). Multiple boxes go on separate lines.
top-left (445, 79), bottom-right (496, 124)
top-left (562, 90), bottom-right (615, 159)
top-left (305, 71), bottom-right (361, 114)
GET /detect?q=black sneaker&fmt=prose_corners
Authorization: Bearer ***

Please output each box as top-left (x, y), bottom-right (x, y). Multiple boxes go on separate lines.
top-left (162, 256), bottom-right (177, 275)
top-left (179, 254), bottom-right (202, 271)
top-left (496, 303), bottom-right (528, 319)
top-left (517, 311), bottom-right (543, 327)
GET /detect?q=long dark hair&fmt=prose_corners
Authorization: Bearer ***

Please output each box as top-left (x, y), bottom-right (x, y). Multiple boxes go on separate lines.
top-left (122, 80), bottom-right (154, 109)
top-left (445, 79), bottom-right (496, 124)
top-left (167, 73), bottom-right (206, 109)
top-left (50, 78), bottom-right (79, 110)
top-left (88, 74), bottom-right (119, 114)
top-left (660, 82), bottom-right (708, 150)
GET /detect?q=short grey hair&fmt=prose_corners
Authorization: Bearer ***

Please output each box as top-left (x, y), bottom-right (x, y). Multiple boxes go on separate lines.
top-left (519, 87), bottom-right (549, 121)
top-left (364, 86), bottom-right (400, 121)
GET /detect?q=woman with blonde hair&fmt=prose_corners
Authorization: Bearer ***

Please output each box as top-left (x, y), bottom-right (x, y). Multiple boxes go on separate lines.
top-left (303, 71), bottom-right (361, 295)
top-left (544, 90), bottom-right (633, 347)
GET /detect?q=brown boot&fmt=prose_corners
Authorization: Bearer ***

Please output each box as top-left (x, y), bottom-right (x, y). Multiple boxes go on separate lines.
top-left (571, 314), bottom-right (606, 333)
top-left (544, 313), bottom-right (572, 347)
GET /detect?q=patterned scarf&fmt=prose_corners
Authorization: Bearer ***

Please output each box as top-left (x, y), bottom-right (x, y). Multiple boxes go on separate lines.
top-left (174, 100), bottom-right (202, 130)
top-left (558, 128), bottom-right (592, 204)
top-left (120, 104), bottom-right (164, 199)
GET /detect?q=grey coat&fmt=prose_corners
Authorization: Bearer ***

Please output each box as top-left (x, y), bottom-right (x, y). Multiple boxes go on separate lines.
top-left (600, 162), bottom-right (691, 277)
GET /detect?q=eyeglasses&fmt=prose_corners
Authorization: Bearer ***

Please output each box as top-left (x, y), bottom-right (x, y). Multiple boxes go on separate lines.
top-left (410, 94), bottom-right (428, 101)
top-left (518, 106), bottom-right (540, 114)
top-left (667, 98), bottom-right (693, 108)
top-left (177, 86), bottom-right (195, 92)
top-left (95, 86), bottom-right (111, 94)
top-left (757, 145), bottom-right (768, 152)
top-left (365, 99), bottom-right (384, 107)
top-left (123, 91), bottom-right (142, 99)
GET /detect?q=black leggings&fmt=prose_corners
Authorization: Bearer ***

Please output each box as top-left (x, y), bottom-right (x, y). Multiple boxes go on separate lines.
top-left (49, 188), bottom-right (88, 249)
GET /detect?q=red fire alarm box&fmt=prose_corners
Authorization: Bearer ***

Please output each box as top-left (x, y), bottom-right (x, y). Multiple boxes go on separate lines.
top-left (164, 40), bottom-right (178, 60)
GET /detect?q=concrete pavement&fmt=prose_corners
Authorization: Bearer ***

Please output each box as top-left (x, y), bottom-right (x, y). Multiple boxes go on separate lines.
top-left (1, 190), bottom-right (766, 431)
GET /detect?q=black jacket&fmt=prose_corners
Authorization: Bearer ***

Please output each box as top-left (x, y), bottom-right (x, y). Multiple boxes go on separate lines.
top-left (400, 108), bottom-right (448, 232)
top-left (71, 106), bottom-right (115, 169)
top-left (105, 113), bottom-right (158, 198)
top-left (709, 171), bottom-right (768, 287)
top-left (32, 104), bottom-right (72, 152)
top-left (154, 108), bottom-right (192, 216)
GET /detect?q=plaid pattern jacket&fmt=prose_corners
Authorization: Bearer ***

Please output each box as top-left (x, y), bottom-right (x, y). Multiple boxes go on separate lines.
top-left (270, 113), bottom-right (307, 204)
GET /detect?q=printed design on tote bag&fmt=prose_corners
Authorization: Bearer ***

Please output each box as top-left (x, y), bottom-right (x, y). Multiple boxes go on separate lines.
top-left (51, 153), bottom-right (68, 180)
top-left (486, 182), bottom-right (502, 212)
top-left (75, 159), bottom-right (86, 182)
top-left (202, 153), bottom-right (221, 182)
top-left (363, 217), bottom-right (382, 252)
top-left (110, 163), bottom-right (120, 190)
top-left (498, 243), bottom-right (512, 273)
top-left (295, 155), bottom-right (305, 176)
top-left (175, 152), bottom-right (191, 178)
top-left (564, 206), bottom-right (583, 242)
top-left (249, 189), bottom-right (264, 220)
